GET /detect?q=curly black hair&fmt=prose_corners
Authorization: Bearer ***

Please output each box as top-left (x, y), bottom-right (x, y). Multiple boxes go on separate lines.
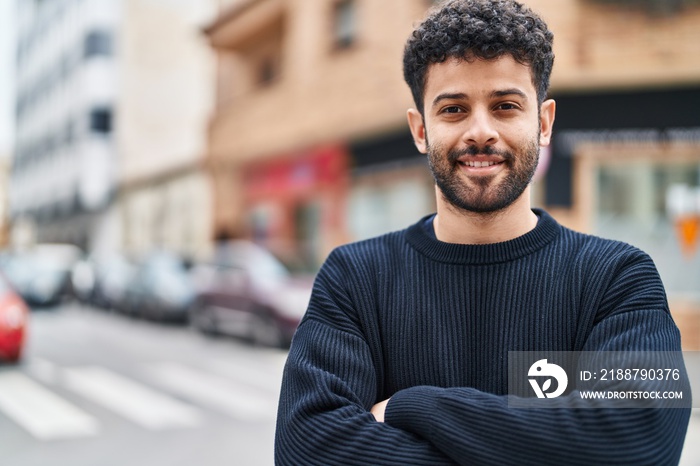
top-left (403, 0), bottom-right (554, 115)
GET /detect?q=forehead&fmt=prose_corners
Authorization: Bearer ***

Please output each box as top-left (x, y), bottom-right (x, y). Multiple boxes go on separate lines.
top-left (423, 55), bottom-right (536, 103)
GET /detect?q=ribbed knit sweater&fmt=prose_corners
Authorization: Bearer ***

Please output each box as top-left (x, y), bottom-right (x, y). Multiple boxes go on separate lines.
top-left (275, 209), bottom-right (691, 465)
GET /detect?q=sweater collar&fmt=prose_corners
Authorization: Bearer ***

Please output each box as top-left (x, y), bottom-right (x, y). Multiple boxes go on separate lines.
top-left (405, 208), bottom-right (561, 265)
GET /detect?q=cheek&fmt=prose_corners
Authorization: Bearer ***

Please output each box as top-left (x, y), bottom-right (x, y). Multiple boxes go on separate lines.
top-left (425, 126), bottom-right (459, 148)
top-left (505, 124), bottom-right (539, 148)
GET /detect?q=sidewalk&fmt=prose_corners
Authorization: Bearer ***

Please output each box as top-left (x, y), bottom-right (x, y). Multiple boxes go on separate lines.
top-left (679, 409), bottom-right (700, 466)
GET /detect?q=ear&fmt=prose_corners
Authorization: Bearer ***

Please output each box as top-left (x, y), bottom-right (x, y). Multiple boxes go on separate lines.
top-left (539, 99), bottom-right (556, 146)
top-left (407, 108), bottom-right (428, 154)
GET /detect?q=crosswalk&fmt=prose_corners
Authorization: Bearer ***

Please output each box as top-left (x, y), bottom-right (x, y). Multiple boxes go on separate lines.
top-left (0, 355), bottom-right (286, 441)
top-left (0, 371), bottom-right (99, 440)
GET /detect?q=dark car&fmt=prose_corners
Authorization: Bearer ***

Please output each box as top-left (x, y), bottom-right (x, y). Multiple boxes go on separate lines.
top-left (124, 251), bottom-right (194, 322)
top-left (189, 241), bottom-right (313, 347)
top-left (0, 272), bottom-right (30, 363)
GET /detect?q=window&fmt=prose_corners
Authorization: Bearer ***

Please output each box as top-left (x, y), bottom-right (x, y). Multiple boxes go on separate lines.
top-left (64, 120), bottom-right (75, 145)
top-left (349, 176), bottom-right (434, 241)
top-left (594, 161), bottom-right (700, 295)
top-left (15, 96), bottom-right (24, 120)
top-left (237, 17), bottom-right (285, 91)
top-left (83, 30), bottom-right (113, 59)
top-left (258, 57), bottom-right (278, 86)
top-left (89, 107), bottom-right (112, 133)
top-left (332, 0), bottom-right (356, 49)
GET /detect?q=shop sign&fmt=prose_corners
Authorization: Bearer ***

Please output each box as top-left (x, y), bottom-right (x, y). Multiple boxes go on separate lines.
top-left (244, 145), bottom-right (347, 200)
top-left (556, 127), bottom-right (700, 155)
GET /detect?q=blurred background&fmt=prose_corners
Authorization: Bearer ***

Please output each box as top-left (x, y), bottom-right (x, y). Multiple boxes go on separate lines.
top-left (0, 0), bottom-right (699, 465)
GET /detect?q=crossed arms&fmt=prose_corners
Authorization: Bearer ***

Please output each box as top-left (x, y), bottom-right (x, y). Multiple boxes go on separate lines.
top-left (274, 249), bottom-right (691, 465)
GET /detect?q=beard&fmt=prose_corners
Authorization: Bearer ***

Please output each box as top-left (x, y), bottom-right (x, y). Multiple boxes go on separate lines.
top-left (426, 133), bottom-right (541, 214)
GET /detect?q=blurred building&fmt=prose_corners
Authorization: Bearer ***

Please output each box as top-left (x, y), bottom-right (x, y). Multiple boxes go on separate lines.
top-left (539, 0), bottom-right (700, 349)
top-left (204, 0), bottom-right (700, 345)
top-left (204, 0), bottom-right (437, 270)
top-left (10, 0), bottom-right (216, 261)
top-left (117, 0), bottom-right (216, 260)
top-left (12, 0), bottom-right (120, 251)
top-left (0, 156), bottom-right (11, 248)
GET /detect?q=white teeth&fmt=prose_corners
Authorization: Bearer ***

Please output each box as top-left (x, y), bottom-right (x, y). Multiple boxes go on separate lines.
top-left (463, 161), bottom-right (497, 168)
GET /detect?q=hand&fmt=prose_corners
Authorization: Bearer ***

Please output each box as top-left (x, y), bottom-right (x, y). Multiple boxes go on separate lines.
top-left (371, 398), bottom-right (390, 423)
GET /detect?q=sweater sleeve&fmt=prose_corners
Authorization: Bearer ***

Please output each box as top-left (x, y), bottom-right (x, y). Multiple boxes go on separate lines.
top-left (384, 251), bottom-right (692, 465)
top-left (274, 250), bottom-right (455, 465)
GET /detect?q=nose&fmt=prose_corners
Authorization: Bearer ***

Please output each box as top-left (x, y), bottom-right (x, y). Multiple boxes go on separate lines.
top-left (461, 108), bottom-right (499, 147)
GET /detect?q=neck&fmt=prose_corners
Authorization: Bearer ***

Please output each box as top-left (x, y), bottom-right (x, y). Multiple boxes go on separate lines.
top-left (433, 187), bottom-right (538, 244)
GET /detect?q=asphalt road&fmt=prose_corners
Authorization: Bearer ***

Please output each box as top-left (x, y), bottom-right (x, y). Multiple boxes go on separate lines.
top-left (1, 303), bottom-right (698, 466)
top-left (0, 303), bottom-right (287, 466)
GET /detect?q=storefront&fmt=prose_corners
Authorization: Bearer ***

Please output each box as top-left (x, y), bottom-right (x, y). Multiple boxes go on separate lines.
top-left (546, 86), bottom-right (700, 348)
top-left (242, 144), bottom-right (349, 271)
top-left (120, 169), bottom-right (212, 261)
top-left (347, 130), bottom-right (435, 241)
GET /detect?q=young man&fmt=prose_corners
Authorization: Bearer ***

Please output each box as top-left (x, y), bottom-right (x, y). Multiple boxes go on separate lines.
top-left (275, 1), bottom-right (691, 464)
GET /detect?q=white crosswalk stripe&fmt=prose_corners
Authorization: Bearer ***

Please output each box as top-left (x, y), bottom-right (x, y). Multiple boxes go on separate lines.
top-left (144, 362), bottom-right (279, 420)
top-left (0, 357), bottom-right (284, 441)
top-left (204, 357), bottom-right (284, 392)
top-left (0, 372), bottom-right (99, 440)
top-left (63, 366), bottom-right (203, 430)
top-left (25, 357), bottom-right (60, 385)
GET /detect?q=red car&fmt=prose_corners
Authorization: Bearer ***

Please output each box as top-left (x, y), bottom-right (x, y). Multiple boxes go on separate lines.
top-left (0, 273), bottom-right (30, 363)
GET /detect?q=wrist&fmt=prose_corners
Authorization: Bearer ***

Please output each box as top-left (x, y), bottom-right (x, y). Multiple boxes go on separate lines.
top-left (384, 385), bottom-right (444, 432)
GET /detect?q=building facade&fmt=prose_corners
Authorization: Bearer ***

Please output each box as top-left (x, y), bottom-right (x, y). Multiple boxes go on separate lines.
top-left (11, 0), bottom-right (216, 261)
top-left (12, 0), bottom-right (120, 252)
top-left (204, 0), bottom-right (700, 345)
top-left (541, 0), bottom-right (700, 349)
top-left (204, 0), bottom-right (438, 270)
top-left (117, 0), bottom-right (216, 261)
top-left (0, 156), bottom-right (12, 248)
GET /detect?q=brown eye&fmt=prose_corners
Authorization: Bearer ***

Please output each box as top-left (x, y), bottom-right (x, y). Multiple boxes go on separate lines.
top-left (496, 103), bottom-right (518, 111)
top-left (442, 106), bottom-right (463, 114)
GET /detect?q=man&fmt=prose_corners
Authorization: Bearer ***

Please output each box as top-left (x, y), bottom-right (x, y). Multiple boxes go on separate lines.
top-left (275, 1), bottom-right (691, 464)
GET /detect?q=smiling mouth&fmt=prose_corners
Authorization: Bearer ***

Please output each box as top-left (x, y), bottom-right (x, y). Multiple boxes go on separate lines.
top-left (459, 160), bottom-right (504, 168)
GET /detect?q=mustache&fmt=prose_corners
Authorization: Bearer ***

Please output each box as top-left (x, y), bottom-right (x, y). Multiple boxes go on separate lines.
top-left (447, 145), bottom-right (514, 163)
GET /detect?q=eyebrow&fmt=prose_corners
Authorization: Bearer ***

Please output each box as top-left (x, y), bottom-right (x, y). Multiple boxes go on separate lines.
top-left (431, 88), bottom-right (528, 108)
top-left (491, 88), bottom-right (528, 100)
top-left (431, 92), bottom-right (468, 109)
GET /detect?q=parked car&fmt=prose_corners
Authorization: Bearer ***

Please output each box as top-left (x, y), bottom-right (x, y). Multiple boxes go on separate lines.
top-left (90, 253), bottom-right (138, 312)
top-left (0, 272), bottom-right (30, 363)
top-left (1, 244), bottom-right (82, 306)
top-left (1, 253), bottom-right (35, 301)
top-left (70, 257), bottom-right (96, 303)
top-left (124, 251), bottom-right (194, 322)
top-left (189, 241), bottom-right (313, 347)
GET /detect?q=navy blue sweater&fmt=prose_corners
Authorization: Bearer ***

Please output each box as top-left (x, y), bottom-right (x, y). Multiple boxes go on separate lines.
top-left (275, 209), bottom-right (690, 465)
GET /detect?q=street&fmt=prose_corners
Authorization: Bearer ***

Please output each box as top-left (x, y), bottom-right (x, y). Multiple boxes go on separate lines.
top-left (1, 304), bottom-right (699, 466)
top-left (0, 303), bottom-right (287, 466)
